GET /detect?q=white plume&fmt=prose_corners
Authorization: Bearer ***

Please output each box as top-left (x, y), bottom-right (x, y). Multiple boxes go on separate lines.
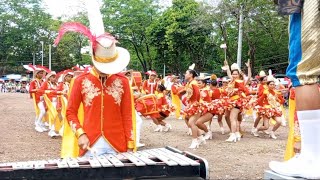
top-left (85, 0), bottom-right (104, 37)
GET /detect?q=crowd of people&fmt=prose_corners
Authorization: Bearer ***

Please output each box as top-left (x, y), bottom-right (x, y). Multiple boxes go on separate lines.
top-left (0, 80), bottom-right (29, 93)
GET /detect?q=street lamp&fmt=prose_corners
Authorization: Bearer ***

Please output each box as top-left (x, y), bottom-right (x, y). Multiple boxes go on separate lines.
top-left (40, 41), bottom-right (44, 66)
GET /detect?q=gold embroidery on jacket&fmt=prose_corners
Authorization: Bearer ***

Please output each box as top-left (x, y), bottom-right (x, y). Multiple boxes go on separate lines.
top-left (81, 78), bottom-right (101, 106)
top-left (106, 78), bottom-right (124, 105)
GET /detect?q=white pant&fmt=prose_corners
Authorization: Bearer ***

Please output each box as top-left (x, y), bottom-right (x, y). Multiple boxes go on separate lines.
top-left (135, 110), bottom-right (143, 144)
top-left (83, 136), bottom-right (116, 157)
top-left (36, 101), bottom-right (46, 125)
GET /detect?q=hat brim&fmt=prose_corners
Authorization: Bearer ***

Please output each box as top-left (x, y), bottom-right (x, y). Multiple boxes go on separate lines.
top-left (92, 47), bottom-right (130, 74)
top-left (33, 69), bottom-right (46, 79)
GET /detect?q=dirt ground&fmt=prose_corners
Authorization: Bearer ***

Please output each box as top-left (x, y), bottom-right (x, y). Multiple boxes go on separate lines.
top-left (0, 93), bottom-right (288, 179)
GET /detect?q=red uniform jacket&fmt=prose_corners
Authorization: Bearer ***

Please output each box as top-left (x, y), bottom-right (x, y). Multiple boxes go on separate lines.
top-left (257, 89), bottom-right (285, 108)
top-left (39, 81), bottom-right (60, 101)
top-left (143, 79), bottom-right (158, 94)
top-left (200, 88), bottom-right (211, 103)
top-left (186, 80), bottom-right (200, 104)
top-left (29, 78), bottom-right (43, 103)
top-left (66, 70), bottom-right (134, 156)
top-left (211, 87), bottom-right (222, 100)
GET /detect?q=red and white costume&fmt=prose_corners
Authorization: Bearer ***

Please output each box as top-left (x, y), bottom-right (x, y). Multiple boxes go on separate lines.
top-left (183, 80), bottom-right (200, 117)
top-left (66, 69), bottom-right (134, 156)
top-left (255, 89), bottom-right (285, 118)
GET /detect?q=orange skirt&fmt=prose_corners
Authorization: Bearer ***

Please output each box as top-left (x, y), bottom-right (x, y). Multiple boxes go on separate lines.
top-left (255, 106), bottom-right (282, 118)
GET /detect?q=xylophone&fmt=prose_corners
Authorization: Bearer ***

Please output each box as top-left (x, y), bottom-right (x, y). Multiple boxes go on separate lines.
top-left (0, 146), bottom-right (209, 180)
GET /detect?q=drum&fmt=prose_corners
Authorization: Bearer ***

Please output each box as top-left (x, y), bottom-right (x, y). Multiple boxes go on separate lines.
top-left (135, 94), bottom-right (158, 116)
top-left (132, 71), bottom-right (142, 89)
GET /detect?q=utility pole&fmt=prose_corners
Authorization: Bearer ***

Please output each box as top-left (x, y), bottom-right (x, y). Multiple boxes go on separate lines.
top-left (236, 5), bottom-right (244, 69)
top-left (40, 41), bottom-right (44, 66)
top-left (49, 44), bottom-right (52, 70)
top-left (32, 52), bottom-right (35, 65)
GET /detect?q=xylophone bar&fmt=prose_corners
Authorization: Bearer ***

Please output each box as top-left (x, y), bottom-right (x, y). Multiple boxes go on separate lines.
top-left (0, 146), bottom-right (209, 179)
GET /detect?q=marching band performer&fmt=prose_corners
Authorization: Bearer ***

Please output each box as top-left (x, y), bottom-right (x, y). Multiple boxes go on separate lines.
top-left (29, 65), bottom-right (48, 133)
top-left (170, 75), bottom-right (183, 119)
top-left (143, 70), bottom-right (158, 94)
top-left (40, 71), bottom-right (61, 138)
top-left (149, 84), bottom-right (173, 132)
top-left (251, 75), bottom-right (285, 139)
top-left (182, 66), bottom-right (205, 149)
top-left (222, 61), bottom-right (250, 142)
top-left (195, 78), bottom-right (224, 140)
top-left (55, 21), bottom-right (135, 156)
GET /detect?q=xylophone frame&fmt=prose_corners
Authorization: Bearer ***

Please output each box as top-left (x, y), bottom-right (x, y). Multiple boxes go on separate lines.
top-left (0, 146), bottom-right (209, 180)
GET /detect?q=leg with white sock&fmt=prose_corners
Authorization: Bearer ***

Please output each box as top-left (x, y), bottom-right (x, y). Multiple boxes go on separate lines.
top-left (195, 113), bottom-right (213, 140)
top-left (269, 84), bottom-right (320, 179)
top-left (135, 110), bottom-right (145, 147)
top-left (217, 115), bottom-right (225, 134)
top-left (269, 116), bottom-right (282, 139)
top-left (269, 0), bottom-right (320, 178)
top-left (188, 114), bottom-right (201, 148)
top-left (35, 101), bottom-right (47, 132)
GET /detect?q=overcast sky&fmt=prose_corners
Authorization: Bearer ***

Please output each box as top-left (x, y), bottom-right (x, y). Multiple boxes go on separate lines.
top-left (42, 0), bottom-right (220, 18)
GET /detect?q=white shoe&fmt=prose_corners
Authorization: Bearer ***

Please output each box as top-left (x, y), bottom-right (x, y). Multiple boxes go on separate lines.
top-left (137, 143), bottom-right (145, 148)
top-left (198, 135), bottom-right (206, 145)
top-left (203, 131), bottom-right (213, 140)
top-left (48, 130), bottom-right (59, 138)
top-left (154, 125), bottom-right (163, 132)
top-left (269, 131), bottom-right (277, 139)
top-left (188, 139), bottom-right (199, 149)
top-left (178, 117), bottom-right (183, 120)
top-left (58, 126), bottom-right (64, 136)
top-left (35, 125), bottom-right (44, 133)
top-left (226, 133), bottom-right (237, 142)
top-left (187, 128), bottom-right (192, 135)
top-left (220, 127), bottom-right (225, 135)
top-left (251, 128), bottom-right (259, 137)
top-left (235, 132), bottom-right (241, 141)
top-left (269, 154), bottom-right (320, 179)
top-left (39, 123), bottom-right (49, 131)
top-left (163, 124), bottom-right (172, 132)
top-left (44, 122), bottom-right (49, 127)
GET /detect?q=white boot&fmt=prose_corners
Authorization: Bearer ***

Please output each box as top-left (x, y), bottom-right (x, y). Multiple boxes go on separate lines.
top-left (198, 135), bottom-right (206, 145)
top-left (35, 124), bottom-right (44, 133)
top-left (189, 138), bottom-right (199, 149)
top-left (251, 128), bottom-right (259, 137)
top-left (48, 125), bottom-right (59, 138)
top-left (226, 133), bottom-right (237, 142)
top-left (163, 124), bottom-right (172, 132)
top-left (269, 131), bottom-right (277, 139)
top-left (269, 110), bottom-right (320, 179)
top-left (235, 132), bottom-right (241, 141)
top-left (154, 125), bottom-right (163, 132)
top-left (203, 131), bottom-right (213, 140)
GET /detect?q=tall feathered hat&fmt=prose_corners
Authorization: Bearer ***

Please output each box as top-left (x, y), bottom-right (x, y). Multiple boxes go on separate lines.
top-left (188, 63), bottom-right (195, 70)
top-left (54, 0), bottom-right (130, 74)
top-left (23, 64), bottom-right (50, 78)
top-left (145, 70), bottom-right (157, 76)
top-left (230, 63), bottom-right (240, 71)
